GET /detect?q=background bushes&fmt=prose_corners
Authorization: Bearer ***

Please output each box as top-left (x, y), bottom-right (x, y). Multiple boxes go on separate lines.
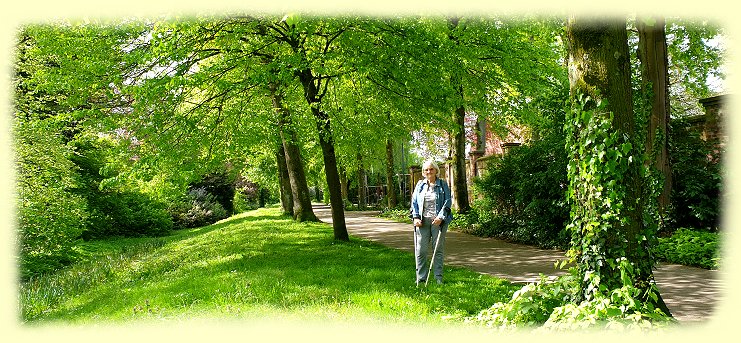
top-left (15, 119), bottom-right (87, 279)
top-left (189, 171), bottom-right (236, 215)
top-left (653, 228), bottom-right (720, 269)
top-left (84, 191), bottom-right (173, 239)
top-left (169, 187), bottom-right (229, 229)
top-left (469, 134), bottom-right (570, 250)
top-left (667, 118), bottom-right (723, 232)
top-left (460, 118), bottom-right (723, 269)
top-left (71, 137), bottom-right (173, 239)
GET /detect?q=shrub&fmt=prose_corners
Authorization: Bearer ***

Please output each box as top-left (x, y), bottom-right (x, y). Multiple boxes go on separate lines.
top-left (653, 228), bottom-right (720, 269)
top-left (14, 119), bottom-right (87, 280)
top-left (448, 210), bottom-right (478, 231)
top-left (66, 135), bottom-right (172, 239)
top-left (470, 270), bottom-right (673, 332)
top-left (667, 118), bottom-right (723, 232)
top-left (470, 274), bottom-right (574, 329)
top-left (233, 191), bottom-right (258, 213)
top-left (83, 191), bottom-right (173, 239)
top-left (377, 207), bottom-right (410, 222)
top-left (190, 171), bottom-right (236, 215)
top-left (169, 187), bottom-right (229, 229)
top-left (470, 134), bottom-right (569, 249)
top-left (233, 176), bottom-right (276, 211)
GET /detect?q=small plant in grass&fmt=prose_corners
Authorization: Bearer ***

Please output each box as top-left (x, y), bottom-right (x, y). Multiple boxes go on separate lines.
top-left (470, 274), bottom-right (575, 330)
top-left (469, 269), bottom-right (675, 332)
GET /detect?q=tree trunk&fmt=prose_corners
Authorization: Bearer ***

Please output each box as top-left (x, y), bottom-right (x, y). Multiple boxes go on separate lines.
top-left (339, 166), bottom-right (348, 202)
top-left (475, 115), bottom-right (487, 152)
top-left (452, 102), bottom-right (471, 214)
top-left (275, 141), bottom-right (293, 216)
top-left (385, 138), bottom-right (398, 208)
top-left (258, 188), bottom-right (267, 208)
top-left (316, 113), bottom-right (350, 241)
top-left (566, 16), bottom-right (670, 315)
top-left (297, 68), bottom-right (349, 241)
top-left (447, 17), bottom-right (471, 214)
top-left (637, 16), bottom-right (672, 218)
top-left (357, 153), bottom-right (367, 210)
top-left (269, 83), bottom-right (319, 222)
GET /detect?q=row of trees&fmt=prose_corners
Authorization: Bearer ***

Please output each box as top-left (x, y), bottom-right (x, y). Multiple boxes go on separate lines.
top-left (14, 13), bottom-right (724, 322)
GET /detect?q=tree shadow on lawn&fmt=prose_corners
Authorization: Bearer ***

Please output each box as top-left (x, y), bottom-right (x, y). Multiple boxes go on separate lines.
top-left (44, 215), bottom-right (516, 323)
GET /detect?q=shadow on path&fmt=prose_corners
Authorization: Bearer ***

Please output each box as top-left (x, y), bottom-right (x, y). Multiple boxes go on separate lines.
top-left (312, 204), bottom-right (723, 323)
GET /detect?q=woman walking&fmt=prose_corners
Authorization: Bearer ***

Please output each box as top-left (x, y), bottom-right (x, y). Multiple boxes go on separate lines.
top-left (410, 160), bottom-right (452, 285)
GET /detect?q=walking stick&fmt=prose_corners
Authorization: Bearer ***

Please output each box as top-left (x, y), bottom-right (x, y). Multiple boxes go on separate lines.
top-left (425, 228), bottom-right (442, 287)
top-left (413, 226), bottom-right (418, 261)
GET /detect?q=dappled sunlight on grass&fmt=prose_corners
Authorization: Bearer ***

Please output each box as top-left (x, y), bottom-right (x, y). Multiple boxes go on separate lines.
top-left (20, 207), bottom-right (518, 326)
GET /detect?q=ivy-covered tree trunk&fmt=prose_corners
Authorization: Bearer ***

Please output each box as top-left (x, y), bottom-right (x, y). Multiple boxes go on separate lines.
top-left (269, 83), bottom-right (319, 222)
top-left (565, 17), bottom-right (671, 315)
top-left (385, 138), bottom-right (398, 208)
top-left (637, 16), bottom-right (672, 217)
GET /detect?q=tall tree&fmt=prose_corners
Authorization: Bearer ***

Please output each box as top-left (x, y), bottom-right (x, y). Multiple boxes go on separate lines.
top-left (13, 22), bottom-right (158, 277)
top-left (261, 16), bottom-right (351, 240)
top-left (385, 137), bottom-right (398, 208)
top-left (637, 16), bottom-right (672, 218)
top-left (446, 17), bottom-right (472, 214)
top-left (352, 17), bottom-right (565, 213)
top-left (565, 16), bottom-right (670, 315)
top-left (269, 82), bottom-right (317, 221)
top-left (274, 141), bottom-right (293, 216)
top-left (112, 17), bottom-right (326, 224)
top-left (665, 19), bottom-right (726, 117)
top-left (356, 152), bottom-right (367, 210)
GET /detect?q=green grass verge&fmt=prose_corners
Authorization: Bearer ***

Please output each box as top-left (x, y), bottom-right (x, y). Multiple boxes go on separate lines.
top-left (20, 207), bottom-right (518, 327)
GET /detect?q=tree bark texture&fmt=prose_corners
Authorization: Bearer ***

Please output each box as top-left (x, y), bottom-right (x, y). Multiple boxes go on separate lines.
top-left (566, 16), bottom-right (670, 315)
top-left (452, 103), bottom-right (471, 214)
top-left (269, 83), bottom-right (319, 222)
top-left (385, 138), bottom-right (398, 208)
top-left (357, 153), bottom-right (367, 210)
top-left (339, 166), bottom-right (348, 202)
top-left (297, 68), bottom-right (349, 241)
top-left (447, 17), bottom-right (471, 214)
top-left (275, 141), bottom-right (294, 216)
top-left (637, 16), bottom-right (672, 216)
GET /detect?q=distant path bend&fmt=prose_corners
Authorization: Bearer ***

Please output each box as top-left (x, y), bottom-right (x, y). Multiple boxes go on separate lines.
top-left (312, 204), bottom-right (723, 323)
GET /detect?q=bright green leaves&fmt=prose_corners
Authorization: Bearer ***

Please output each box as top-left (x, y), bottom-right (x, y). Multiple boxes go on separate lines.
top-left (564, 90), bottom-right (668, 317)
top-left (13, 118), bottom-right (88, 279)
top-left (620, 141), bottom-right (633, 156)
top-left (564, 94), bottom-right (647, 303)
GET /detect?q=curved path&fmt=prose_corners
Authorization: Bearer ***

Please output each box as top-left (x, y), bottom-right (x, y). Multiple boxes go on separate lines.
top-left (312, 204), bottom-right (723, 323)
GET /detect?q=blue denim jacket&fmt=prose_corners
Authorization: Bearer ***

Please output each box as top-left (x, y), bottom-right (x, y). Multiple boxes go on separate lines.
top-left (410, 178), bottom-right (453, 224)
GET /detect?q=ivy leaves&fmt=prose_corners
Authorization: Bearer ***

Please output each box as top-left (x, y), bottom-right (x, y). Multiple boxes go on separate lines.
top-left (565, 94), bottom-right (642, 298)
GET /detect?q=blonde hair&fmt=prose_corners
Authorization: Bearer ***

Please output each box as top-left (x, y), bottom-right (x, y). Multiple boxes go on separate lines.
top-left (422, 160), bottom-right (440, 174)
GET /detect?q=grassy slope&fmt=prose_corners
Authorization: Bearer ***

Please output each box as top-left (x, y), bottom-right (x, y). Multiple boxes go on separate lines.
top-left (20, 207), bottom-right (517, 327)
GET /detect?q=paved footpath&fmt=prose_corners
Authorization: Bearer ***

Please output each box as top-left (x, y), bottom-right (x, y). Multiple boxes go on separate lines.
top-left (312, 204), bottom-right (723, 323)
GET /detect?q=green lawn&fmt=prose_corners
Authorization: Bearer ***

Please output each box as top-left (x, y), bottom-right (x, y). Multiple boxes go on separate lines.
top-left (20, 207), bottom-right (518, 327)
